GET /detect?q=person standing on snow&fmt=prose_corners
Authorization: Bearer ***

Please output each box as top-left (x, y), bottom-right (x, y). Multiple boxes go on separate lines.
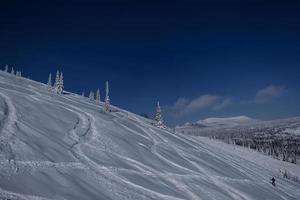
top-left (271, 177), bottom-right (276, 186)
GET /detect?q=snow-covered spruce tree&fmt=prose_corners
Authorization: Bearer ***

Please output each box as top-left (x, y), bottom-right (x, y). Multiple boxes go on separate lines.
top-left (54, 70), bottom-right (60, 94)
top-left (4, 65), bottom-right (8, 72)
top-left (96, 88), bottom-right (101, 103)
top-left (82, 91), bottom-right (85, 97)
top-left (47, 73), bottom-right (52, 91)
top-left (11, 67), bottom-right (15, 75)
top-left (104, 81), bottom-right (110, 112)
top-left (58, 72), bottom-right (64, 94)
top-left (89, 91), bottom-right (94, 101)
top-left (16, 71), bottom-right (22, 77)
top-left (154, 101), bottom-right (165, 129)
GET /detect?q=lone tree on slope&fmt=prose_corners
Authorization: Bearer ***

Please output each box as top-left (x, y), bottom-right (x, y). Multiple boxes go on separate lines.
top-left (155, 101), bottom-right (165, 129)
top-left (104, 81), bottom-right (110, 112)
top-left (4, 65), bottom-right (8, 72)
top-left (89, 91), bottom-right (95, 101)
top-left (58, 72), bottom-right (64, 94)
top-left (11, 67), bottom-right (15, 75)
top-left (96, 88), bottom-right (101, 103)
top-left (47, 73), bottom-right (52, 91)
top-left (16, 71), bottom-right (22, 77)
top-left (54, 70), bottom-right (60, 93)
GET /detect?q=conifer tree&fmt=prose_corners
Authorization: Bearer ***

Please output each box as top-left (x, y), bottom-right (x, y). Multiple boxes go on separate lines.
top-left (16, 71), bottom-right (21, 77)
top-left (11, 67), bottom-right (15, 75)
top-left (96, 88), bottom-right (101, 103)
top-left (104, 81), bottom-right (110, 112)
top-left (4, 65), bottom-right (8, 72)
top-left (47, 73), bottom-right (52, 91)
top-left (54, 70), bottom-right (60, 93)
top-left (58, 72), bottom-right (64, 94)
top-left (155, 101), bottom-right (165, 129)
top-left (82, 91), bottom-right (85, 97)
top-left (89, 91), bottom-right (94, 101)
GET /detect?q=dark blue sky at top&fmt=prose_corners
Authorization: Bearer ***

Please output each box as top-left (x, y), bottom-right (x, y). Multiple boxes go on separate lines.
top-left (1, 0), bottom-right (300, 126)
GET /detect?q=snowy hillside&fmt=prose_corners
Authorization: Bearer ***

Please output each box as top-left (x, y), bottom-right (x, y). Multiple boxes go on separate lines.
top-left (0, 71), bottom-right (299, 200)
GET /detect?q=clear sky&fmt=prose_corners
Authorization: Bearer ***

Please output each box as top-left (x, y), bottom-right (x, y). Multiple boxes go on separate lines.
top-left (1, 0), bottom-right (300, 126)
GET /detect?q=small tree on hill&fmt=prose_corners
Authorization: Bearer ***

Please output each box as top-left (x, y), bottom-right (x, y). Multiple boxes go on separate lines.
top-left (4, 65), bottom-right (8, 72)
top-left (154, 101), bottom-right (166, 129)
top-left (11, 67), bottom-right (15, 75)
top-left (58, 72), bottom-right (64, 94)
top-left (16, 71), bottom-right (22, 77)
top-left (53, 70), bottom-right (64, 94)
top-left (104, 81), bottom-right (110, 112)
top-left (47, 73), bottom-right (52, 91)
top-left (96, 88), bottom-right (101, 103)
top-left (89, 91), bottom-right (94, 101)
top-left (54, 70), bottom-right (60, 93)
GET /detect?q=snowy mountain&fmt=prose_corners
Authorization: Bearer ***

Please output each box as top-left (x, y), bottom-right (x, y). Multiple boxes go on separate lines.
top-left (196, 116), bottom-right (258, 127)
top-left (0, 71), bottom-right (299, 200)
top-left (175, 115), bottom-right (300, 166)
top-left (177, 116), bottom-right (258, 130)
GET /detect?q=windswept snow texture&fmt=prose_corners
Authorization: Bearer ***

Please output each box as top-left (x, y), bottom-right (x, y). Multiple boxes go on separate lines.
top-left (0, 71), bottom-right (299, 200)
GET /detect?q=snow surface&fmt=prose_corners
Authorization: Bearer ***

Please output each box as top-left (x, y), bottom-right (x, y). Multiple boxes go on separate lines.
top-left (0, 71), bottom-right (299, 200)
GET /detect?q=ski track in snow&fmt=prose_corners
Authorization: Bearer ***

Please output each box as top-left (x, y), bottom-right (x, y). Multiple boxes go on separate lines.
top-left (0, 92), bottom-right (18, 164)
top-left (0, 71), bottom-right (300, 200)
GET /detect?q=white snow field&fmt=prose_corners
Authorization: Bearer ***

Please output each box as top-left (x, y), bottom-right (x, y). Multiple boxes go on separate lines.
top-left (0, 71), bottom-right (299, 200)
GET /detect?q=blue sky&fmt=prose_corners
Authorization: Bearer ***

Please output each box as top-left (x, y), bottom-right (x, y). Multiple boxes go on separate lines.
top-left (1, 0), bottom-right (300, 126)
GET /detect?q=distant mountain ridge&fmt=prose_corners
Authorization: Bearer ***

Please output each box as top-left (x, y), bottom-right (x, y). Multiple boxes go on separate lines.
top-left (197, 116), bottom-right (258, 127)
top-left (178, 116), bottom-right (259, 129)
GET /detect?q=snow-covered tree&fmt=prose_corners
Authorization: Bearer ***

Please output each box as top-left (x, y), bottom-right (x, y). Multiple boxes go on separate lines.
top-left (54, 70), bottom-right (60, 93)
top-left (47, 73), bottom-right (52, 91)
top-left (82, 91), bottom-right (85, 97)
top-left (58, 72), bottom-right (64, 94)
top-left (53, 70), bottom-right (63, 94)
top-left (11, 67), bottom-right (15, 75)
top-left (154, 101), bottom-right (165, 129)
top-left (104, 81), bottom-right (110, 112)
top-left (16, 71), bottom-right (22, 77)
top-left (89, 91), bottom-right (94, 101)
top-left (96, 88), bottom-right (101, 103)
top-left (4, 65), bottom-right (8, 72)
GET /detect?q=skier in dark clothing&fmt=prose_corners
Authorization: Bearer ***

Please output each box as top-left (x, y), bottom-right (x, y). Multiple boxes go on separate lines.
top-left (271, 177), bottom-right (276, 186)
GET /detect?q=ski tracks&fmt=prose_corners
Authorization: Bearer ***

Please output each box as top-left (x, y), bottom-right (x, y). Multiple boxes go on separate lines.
top-left (0, 92), bottom-right (18, 163)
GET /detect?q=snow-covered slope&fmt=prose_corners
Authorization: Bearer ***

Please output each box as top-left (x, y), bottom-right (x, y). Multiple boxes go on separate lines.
top-left (0, 71), bottom-right (299, 200)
